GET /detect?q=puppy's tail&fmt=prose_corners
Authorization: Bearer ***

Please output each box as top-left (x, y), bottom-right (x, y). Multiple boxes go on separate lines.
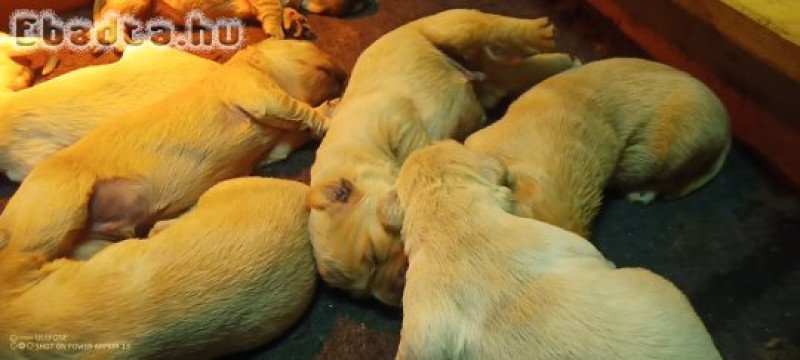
top-left (410, 9), bottom-right (557, 67)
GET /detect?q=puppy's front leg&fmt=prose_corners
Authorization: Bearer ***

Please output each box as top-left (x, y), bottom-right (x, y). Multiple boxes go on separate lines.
top-left (232, 84), bottom-right (330, 137)
top-left (248, 0), bottom-right (287, 38)
top-left (415, 10), bottom-right (557, 63)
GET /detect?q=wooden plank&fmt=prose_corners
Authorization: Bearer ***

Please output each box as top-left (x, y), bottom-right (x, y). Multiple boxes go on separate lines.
top-left (720, 0), bottom-right (800, 45)
top-left (673, 0), bottom-right (800, 84)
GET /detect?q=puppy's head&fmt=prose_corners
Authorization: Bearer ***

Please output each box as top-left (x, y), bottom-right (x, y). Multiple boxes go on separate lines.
top-left (302, 0), bottom-right (369, 16)
top-left (307, 178), bottom-right (407, 306)
top-left (0, 35), bottom-right (34, 92)
top-left (393, 140), bottom-right (512, 213)
top-left (243, 40), bottom-right (347, 106)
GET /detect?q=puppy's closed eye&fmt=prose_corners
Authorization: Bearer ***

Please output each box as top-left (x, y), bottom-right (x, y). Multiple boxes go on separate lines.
top-left (307, 178), bottom-right (356, 211)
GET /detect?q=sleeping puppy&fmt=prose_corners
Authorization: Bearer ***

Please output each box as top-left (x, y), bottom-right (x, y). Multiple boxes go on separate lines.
top-left (380, 141), bottom-right (721, 360)
top-left (465, 58), bottom-right (731, 237)
top-left (93, 0), bottom-right (368, 40)
top-left (0, 39), bottom-right (344, 260)
top-left (306, 9), bottom-right (569, 306)
top-left (0, 41), bottom-right (219, 182)
top-left (0, 177), bottom-right (317, 360)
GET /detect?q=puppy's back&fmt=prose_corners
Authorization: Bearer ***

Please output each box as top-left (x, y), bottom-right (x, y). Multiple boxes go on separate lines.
top-left (1, 178), bottom-right (316, 359)
top-left (0, 44), bottom-right (219, 181)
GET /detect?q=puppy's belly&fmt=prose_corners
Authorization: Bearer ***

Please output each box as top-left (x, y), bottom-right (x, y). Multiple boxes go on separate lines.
top-left (146, 130), bottom-right (281, 216)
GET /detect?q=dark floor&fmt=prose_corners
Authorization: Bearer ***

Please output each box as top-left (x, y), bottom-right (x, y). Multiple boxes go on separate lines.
top-left (3, 1), bottom-right (799, 359)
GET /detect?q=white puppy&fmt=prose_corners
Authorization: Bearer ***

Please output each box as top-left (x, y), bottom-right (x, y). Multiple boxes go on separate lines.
top-left (0, 41), bottom-right (219, 181)
top-left (0, 177), bottom-right (316, 359)
top-left (465, 58), bottom-right (731, 236)
top-left (306, 9), bottom-right (568, 306)
top-left (380, 141), bottom-right (721, 360)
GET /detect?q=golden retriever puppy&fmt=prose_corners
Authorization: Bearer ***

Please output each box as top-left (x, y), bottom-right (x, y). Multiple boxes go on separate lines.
top-left (306, 9), bottom-right (569, 306)
top-left (93, 0), bottom-right (368, 40)
top-left (379, 141), bottom-right (721, 360)
top-left (0, 177), bottom-right (316, 360)
top-left (465, 58), bottom-right (731, 237)
top-left (0, 42), bottom-right (220, 182)
top-left (0, 39), bottom-right (344, 260)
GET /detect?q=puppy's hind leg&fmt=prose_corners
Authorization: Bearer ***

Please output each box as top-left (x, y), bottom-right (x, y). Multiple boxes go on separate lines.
top-left (663, 139), bottom-right (731, 201)
top-left (413, 9), bottom-right (557, 65)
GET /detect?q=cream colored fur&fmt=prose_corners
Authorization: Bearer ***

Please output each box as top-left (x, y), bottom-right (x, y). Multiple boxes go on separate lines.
top-left (306, 9), bottom-right (573, 306)
top-left (383, 141), bottom-right (721, 360)
top-left (0, 177), bottom-right (316, 359)
top-left (0, 42), bottom-right (219, 182)
top-left (465, 57), bottom-right (731, 237)
top-left (0, 39), bottom-right (343, 260)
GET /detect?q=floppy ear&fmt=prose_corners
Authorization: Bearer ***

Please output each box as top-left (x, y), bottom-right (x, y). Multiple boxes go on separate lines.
top-left (377, 189), bottom-right (404, 233)
top-left (307, 178), bottom-right (356, 211)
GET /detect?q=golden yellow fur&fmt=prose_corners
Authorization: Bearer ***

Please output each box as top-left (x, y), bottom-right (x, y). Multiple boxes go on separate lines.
top-left (465, 58), bottom-right (731, 237)
top-left (0, 39), bottom-right (344, 260)
top-left (0, 42), bottom-right (219, 181)
top-left (382, 141), bottom-right (721, 360)
top-left (306, 9), bottom-right (572, 306)
top-left (0, 177), bottom-right (316, 359)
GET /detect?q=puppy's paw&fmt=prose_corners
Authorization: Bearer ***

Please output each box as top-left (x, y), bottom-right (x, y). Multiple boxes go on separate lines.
top-left (282, 8), bottom-right (311, 39)
top-left (522, 17), bottom-right (557, 54)
top-left (317, 98), bottom-right (341, 118)
top-left (626, 190), bottom-right (658, 205)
